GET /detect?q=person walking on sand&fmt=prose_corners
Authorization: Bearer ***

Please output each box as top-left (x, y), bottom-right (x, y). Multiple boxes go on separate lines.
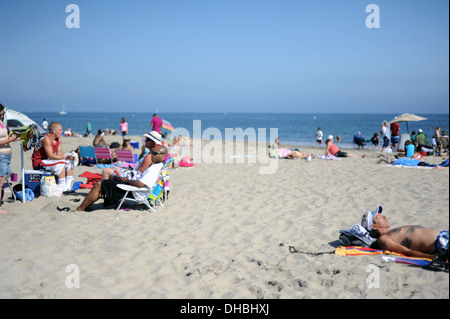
top-left (315, 128), bottom-right (323, 148)
top-left (381, 120), bottom-right (391, 152)
top-left (0, 104), bottom-right (22, 214)
top-left (325, 135), bottom-right (365, 158)
top-left (120, 117), bottom-right (128, 137)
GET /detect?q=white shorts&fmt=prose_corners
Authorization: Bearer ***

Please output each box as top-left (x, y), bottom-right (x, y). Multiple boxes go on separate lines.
top-left (39, 159), bottom-right (69, 176)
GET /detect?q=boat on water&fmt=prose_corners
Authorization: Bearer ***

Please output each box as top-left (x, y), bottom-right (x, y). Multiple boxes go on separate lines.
top-left (59, 103), bottom-right (67, 115)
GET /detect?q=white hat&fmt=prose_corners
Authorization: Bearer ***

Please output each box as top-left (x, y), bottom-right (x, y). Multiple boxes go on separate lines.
top-left (361, 205), bottom-right (383, 231)
top-left (418, 129), bottom-right (422, 133)
top-left (327, 135), bottom-right (333, 140)
top-left (143, 131), bottom-right (162, 145)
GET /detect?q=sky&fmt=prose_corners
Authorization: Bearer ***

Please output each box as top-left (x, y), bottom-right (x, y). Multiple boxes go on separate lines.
top-left (0, 0), bottom-right (448, 114)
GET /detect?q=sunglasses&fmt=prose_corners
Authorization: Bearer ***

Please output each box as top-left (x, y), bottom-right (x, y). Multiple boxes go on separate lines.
top-left (150, 150), bottom-right (166, 156)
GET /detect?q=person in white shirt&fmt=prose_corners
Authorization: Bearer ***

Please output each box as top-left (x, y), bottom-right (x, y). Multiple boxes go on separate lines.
top-left (315, 128), bottom-right (323, 148)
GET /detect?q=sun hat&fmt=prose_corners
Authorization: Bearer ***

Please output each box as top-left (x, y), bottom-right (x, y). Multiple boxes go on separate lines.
top-left (143, 131), bottom-right (162, 145)
top-left (361, 205), bottom-right (383, 231)
top-left (327, 135), bottom-right (333, 140)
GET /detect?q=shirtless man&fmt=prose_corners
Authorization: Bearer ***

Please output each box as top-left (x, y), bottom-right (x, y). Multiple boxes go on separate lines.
top-left (362, 206), bottom-right (448, 269)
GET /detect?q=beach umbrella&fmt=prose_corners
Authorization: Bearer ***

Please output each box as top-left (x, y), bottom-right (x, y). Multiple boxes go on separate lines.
top-left (162, 119), bottom-right (174, 131)
top-left (388, 113), bottom-right (427, 133)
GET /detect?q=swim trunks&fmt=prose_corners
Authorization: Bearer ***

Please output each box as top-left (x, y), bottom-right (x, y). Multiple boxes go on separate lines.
top-left (435, 230), bottom-right (449, 253)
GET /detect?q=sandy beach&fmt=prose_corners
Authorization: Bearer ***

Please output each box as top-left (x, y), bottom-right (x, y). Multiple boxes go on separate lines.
top-left (1, 134), bottom-right (448, 299)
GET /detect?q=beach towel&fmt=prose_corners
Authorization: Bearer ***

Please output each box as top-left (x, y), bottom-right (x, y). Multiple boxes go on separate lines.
top-left (318, 155), bottom-right (341, 160)
top-left (335, 246), bottom-right (432, 268)
top-left (275, 148), bottom-right (291, 158)
top-left (389, 158), bottom-right (449, 169)
top-left (9, 124), bottom-right (41, 151)
top-left (79, 171), bottom-right (102, 189)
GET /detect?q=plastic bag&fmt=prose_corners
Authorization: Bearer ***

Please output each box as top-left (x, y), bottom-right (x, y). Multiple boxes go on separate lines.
top-left (40, 176), bottom-right (63, 197)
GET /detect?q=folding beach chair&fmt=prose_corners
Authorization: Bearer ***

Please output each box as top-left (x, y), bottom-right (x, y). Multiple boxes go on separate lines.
top-left (115, 159), bottom-right (171, 212)
top-left (94, 146), bottom-right (113, 165)
top-left (2, 174), bottom-right (16, 201)
top-left (115, 184), bottom-right (155, 212)
top-left (115, 149), bottom-right (138, 168)
top-left (78, 145), bottom-right (96, 166)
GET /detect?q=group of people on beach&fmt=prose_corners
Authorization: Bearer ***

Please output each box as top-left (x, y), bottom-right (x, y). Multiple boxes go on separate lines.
top-left (1, 105), bottom-right (448, 270)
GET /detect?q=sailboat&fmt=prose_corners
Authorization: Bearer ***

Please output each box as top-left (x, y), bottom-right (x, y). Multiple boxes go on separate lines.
top-left (59, 103), bottom-right (67, 115)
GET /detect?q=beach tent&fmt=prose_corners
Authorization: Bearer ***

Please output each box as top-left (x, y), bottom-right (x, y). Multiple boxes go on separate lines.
top-left (5, 108), bottom-right (46, 135)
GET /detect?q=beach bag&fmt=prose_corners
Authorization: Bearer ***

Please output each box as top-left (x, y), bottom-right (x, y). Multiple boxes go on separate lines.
top-left (40, 176), bottom-right (63, 197)
top-left (339, 229), bottom-right (378, 248)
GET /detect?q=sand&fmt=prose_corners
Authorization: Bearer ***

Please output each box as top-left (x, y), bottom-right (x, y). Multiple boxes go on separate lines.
top-left (1, 134), bottom-right (448, 299)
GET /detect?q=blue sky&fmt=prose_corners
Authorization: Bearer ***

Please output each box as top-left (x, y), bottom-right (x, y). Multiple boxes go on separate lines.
top-left (0, 0), bottom-right (448, 113)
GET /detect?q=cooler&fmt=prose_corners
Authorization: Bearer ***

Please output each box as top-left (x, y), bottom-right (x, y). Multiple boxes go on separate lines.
top-left (21, 170), bottom-right (55, 195)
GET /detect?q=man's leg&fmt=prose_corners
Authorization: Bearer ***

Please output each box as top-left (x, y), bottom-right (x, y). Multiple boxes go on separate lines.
top-left (76, 181), bottom-right (102, 211)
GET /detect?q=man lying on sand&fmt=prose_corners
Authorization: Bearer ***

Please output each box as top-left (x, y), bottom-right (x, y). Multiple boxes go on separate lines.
top-left (76, 145), bottom-right (168, 211)
top-left (362, 207), bottom-right (448, 270)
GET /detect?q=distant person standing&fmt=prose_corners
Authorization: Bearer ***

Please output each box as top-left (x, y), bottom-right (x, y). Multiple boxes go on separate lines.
top-left (390, 121), bottom-right (400, 151)
top-left (150, 113), bottom-right (163, 134)
top-left (85, 121), bottom-right (92, 137)
top-left (120, 117), bottom-right (128, 137)
top-left (381, 120), bottom-right (391, 152)
top-left (42, 118), bottom-right (49, 132)
top-left (315, 128), bottom-right (323, 148)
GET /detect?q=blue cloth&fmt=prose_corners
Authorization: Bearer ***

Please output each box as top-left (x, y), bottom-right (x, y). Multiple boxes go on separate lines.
top-left (15, 188), bottom-right (35, 201)
top-left (392, 158), bottom-right (421, 166)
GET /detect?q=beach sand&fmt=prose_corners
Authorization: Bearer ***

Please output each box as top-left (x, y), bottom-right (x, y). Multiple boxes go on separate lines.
top-left (1, 135), bottom-right (448, 299)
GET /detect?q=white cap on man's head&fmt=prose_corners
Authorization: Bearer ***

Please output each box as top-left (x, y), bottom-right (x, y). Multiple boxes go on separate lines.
top-left (418, 129), bottom-right (423, 133)
top-left (361, 205), bottom-right (383, 231)
top-left (143, 131), bottom-right (162, 145)
top-left (327, 135), bottom-right (333, 140)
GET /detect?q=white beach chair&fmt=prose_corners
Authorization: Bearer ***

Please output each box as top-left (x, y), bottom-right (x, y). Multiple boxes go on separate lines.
top-left (115, 184), bottom-right (155, 212)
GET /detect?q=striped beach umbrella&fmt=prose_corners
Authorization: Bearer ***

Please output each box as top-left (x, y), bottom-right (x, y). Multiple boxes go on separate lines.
top-left (162, 119), bottom-right (174, 131)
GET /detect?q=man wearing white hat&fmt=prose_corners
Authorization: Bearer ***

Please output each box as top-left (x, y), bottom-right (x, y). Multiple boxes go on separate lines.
top-left (362, 206), bottom-right (448, 270)
top-left (415, 129), bottom-right (432, 152)
top-left (139, 131), bottom-right (162, 160)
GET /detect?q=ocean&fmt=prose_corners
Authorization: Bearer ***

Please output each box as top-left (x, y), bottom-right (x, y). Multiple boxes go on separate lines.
top-left (22, 112), bottom-right (449, 149)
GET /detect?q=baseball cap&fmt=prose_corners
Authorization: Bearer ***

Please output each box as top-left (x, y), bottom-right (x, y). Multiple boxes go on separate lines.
top-left (143, 131), bottom-right (162, 145)
top-left (418, 129), bottom-right (422, 133)
top-left (327, 135), bottom-right (333, 140)
top-left (361, 205), bottom-right (383, 231)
